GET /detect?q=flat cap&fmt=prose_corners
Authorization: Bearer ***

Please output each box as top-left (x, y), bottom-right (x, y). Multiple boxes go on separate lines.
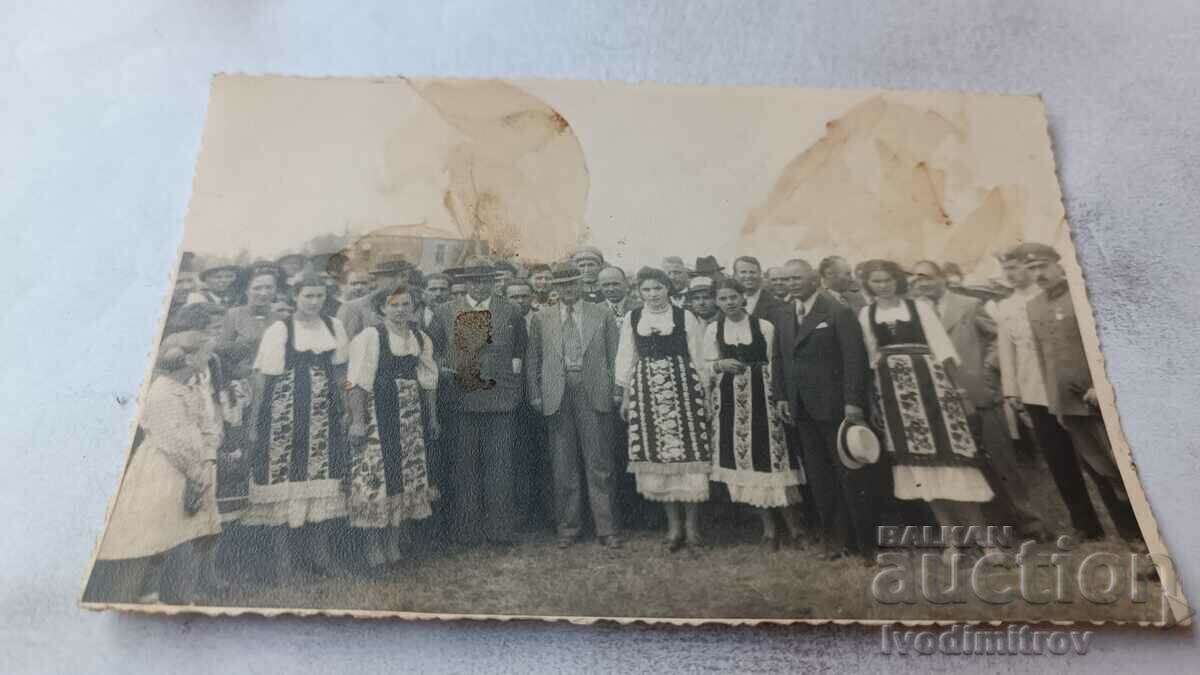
top-left (1006, 242), bottom-right (1060, 265)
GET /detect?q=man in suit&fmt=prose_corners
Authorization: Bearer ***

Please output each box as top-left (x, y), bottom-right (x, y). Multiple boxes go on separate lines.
top-left (595, 264), bottom-right (653, 529)
top-left (769, 259), bottom-right (874, 558)
top-left (506, 279), bottom-right (553, 531)
top-left (528, 263), bottom-right (553, 308)
top-left (1021, 244), bottom-right (1141, 543)
top-left (910, 260), bottom-right (1046, 540)
top-left (527, 265), bottom-right (622, 548)
top-left (597, 265), bottom-right (640, 328)
top-left (662, 256), bottom-right (691, 308)
top-left (572, 246), bottom-right (607, 304)
top-left (765, 266), bottom-right (789, 301)
top-left (819, 255), bottom-right (867, 314)
top-left (732, 255), bottom-right (786, 321)
top-left (491, 260), bottom-right (518, 301)
top-left (429, 261), bottom-right (528, 546)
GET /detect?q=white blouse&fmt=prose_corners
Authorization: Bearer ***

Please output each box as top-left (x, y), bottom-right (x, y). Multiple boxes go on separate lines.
top-left (252, 318), bottom-right (349, 376)
top-left (346, 328), bottom-right (438, 392)
top-left (702, 315), bottom-right (776, 368)
top-left (858, 299), bottom-right (959, 367)
top-left (615, 306), bottom-right (707, 387)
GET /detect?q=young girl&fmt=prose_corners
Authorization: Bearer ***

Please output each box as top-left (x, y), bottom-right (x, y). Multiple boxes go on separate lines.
top-left (96, 330), bottom-right (223, 603)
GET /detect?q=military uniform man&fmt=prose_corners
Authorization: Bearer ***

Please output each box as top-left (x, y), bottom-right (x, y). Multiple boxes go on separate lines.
top-left (1020, 243), bottom-right (1141, 542)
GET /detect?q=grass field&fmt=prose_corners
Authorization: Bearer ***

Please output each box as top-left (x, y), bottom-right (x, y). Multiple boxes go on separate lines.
top-left (85, 451), bottom-right (1165, 623)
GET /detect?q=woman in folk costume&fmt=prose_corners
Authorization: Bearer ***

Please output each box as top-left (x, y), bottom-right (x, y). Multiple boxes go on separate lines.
top-left (703, 279), bottom-right (805, 551)
top-left (616, 267), bottom-right (712, 551)
top-left (245, 270), bottom-right (351, 579)
top-left (345, 282), bottom-right (441, 568)
top-left (856, 260), bottom-right (994, 531)
top-left (96, 330), bottom-right (223, 604)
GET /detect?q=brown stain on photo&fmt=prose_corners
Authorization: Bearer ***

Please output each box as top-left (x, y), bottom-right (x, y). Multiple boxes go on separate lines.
top-left (740, 94), bottom-right (1029, 271)
top-left (452, 310), bottom-right (495, 392)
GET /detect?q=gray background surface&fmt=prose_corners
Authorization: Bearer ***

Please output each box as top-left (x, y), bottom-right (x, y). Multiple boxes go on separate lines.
top-left (2, 1), bottom-right (1198, 672)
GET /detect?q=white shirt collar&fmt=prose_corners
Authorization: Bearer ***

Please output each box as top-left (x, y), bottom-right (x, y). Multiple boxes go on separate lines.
top-left (466, 295), bottom-right (491, 310)
top-left (745, 288), bottom-right (761, 312)
top-left (796, 292), bottom-right (819, 315)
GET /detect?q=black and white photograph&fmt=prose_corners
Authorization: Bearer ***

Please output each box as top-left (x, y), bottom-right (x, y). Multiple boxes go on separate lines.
top-left (79, 75), bottom-right (1184, 625)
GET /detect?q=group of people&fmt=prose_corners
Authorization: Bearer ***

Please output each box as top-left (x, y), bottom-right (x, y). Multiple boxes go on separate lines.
top-left (96, 240), bottom-right (1142, 603)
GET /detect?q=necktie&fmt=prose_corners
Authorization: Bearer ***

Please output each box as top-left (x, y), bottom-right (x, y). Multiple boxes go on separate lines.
top-left (564, 305), bottom-right (583, 367)
top-left (795, 299), bottom-right (805, 326)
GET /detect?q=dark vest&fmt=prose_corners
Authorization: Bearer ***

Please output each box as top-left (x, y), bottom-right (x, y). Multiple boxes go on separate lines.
top-left (868, 299), bottom-right (928, 348)
top-left (630, 306), bottom-right (689, 360)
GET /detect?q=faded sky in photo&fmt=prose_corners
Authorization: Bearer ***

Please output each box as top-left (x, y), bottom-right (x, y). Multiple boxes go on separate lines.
top-left (184, 76), bottom-right (1069, 277)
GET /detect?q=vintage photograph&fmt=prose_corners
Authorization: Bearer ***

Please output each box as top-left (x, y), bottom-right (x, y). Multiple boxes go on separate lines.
top-left (81, 75), bottom-right (1185, 624)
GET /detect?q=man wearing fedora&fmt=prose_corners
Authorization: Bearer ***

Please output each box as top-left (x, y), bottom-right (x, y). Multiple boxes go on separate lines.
top-left (527, 264), bottom-right (622, 548)
top-left (1021, 243), bottom-right (1142, 543)
top-left (769, 258), bottom-right (874, 557)
top-left (430, 260), bottom-right (528, 546)
top-left (336, 254), bottom-right (416, 339)
top-left (691, 255), bottom-right (726, 283)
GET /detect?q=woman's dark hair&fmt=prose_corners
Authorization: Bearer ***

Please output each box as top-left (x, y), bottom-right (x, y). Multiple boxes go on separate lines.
top-left (711, 277), bottom-right (746, 297)
top-left (370, 281), bottom-right (414, 315)
top-left (858, 259), bottom-right (908, 297)
top-left (156, 330), bottom-right (205, 371)
top-left (635, 266), bottom-right (672, 291)
top-left (246, 268), bottom-right (281, 289)
top-left (289, 270), bottom-right (327, 296)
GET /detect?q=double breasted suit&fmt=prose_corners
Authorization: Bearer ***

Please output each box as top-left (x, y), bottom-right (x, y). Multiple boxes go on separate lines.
top-left (527, 301), bottom-right (620, 539)
top-left (769, 292), bottom-right (875, 553)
